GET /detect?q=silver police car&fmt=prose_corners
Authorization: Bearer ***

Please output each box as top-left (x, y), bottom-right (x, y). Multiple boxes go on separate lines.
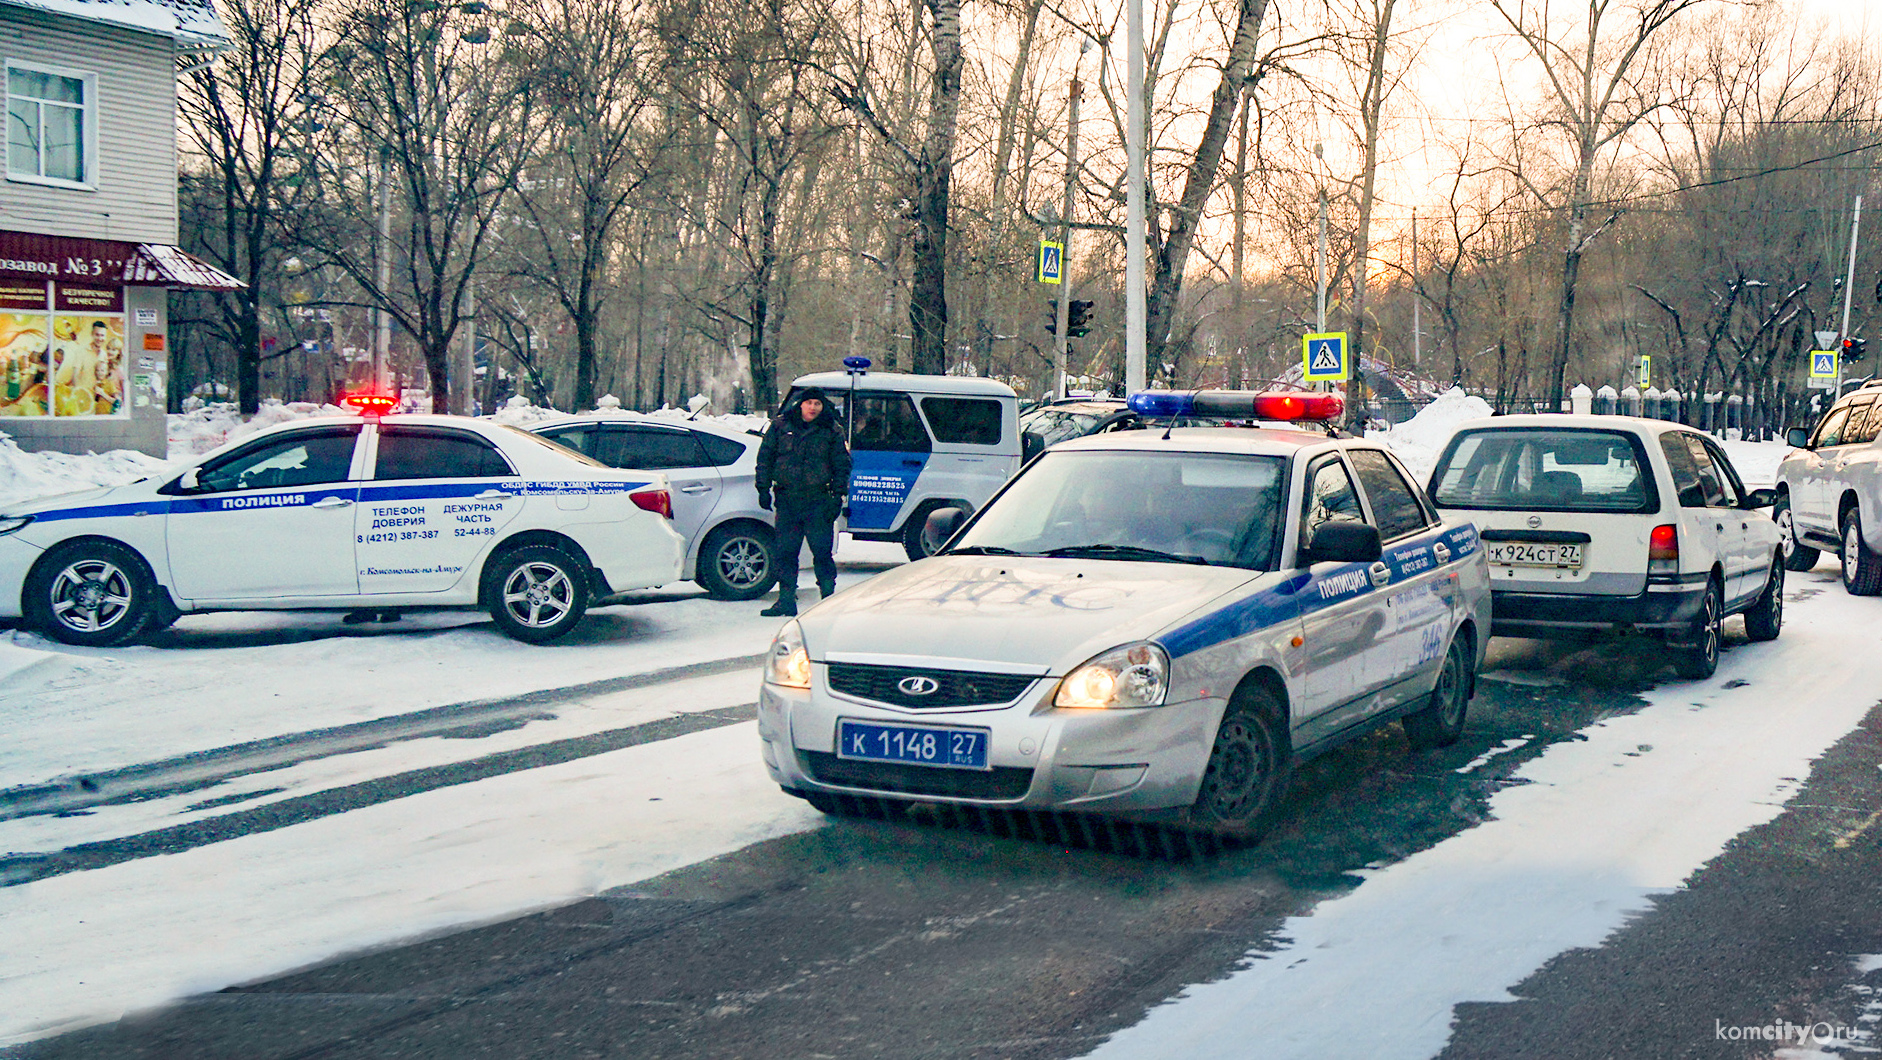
top-left (758, 391), bottom-right (1492, 839)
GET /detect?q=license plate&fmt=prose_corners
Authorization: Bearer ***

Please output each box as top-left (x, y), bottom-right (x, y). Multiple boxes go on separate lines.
top-left (836, 719), bottom-right (991, 770)
top-left (1486, 541), bottom-right (1584, 569)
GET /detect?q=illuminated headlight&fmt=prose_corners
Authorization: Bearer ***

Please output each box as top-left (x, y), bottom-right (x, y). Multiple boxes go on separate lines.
top-left (765, 619), bottom-right (812, 689)
top-left (1055, 642), bottom-right (1169, 709)
top-left (0, 515), bottom-right (30, 537)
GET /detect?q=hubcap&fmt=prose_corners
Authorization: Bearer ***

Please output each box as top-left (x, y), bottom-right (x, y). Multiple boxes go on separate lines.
top-left (1702, 590), bottom-right (1719, 662)
top-left (717, 536), bottom-right (769, 588)
top-left (1778, 507), bottom-right (1796, 558)
top-left (1845, 523), bottom-right (1862, 581)
top-left (501, 562), bottom-right (574, 628)
top-left (50, 559), bottom-right (133, 633)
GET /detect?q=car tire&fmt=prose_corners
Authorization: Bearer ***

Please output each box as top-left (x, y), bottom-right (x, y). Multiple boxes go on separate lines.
top-left (1404, 632), bottom-right (1473, 751)
top-left (1186, 687), bottom-right (1291, 842)
top-left (1672, 577), bottom-right (1722, 680)
top-left (901, 501), bottom-right (944, 562)
top-left (1840, 509), bottom-right (1882, 596)
top-left (24, 540), bottom-right (158, 647)
top-left (1743, 559), bottom-right (1783, 642)
top-left (697, 523), bottom-right (776, 600)
top-left (1775, 492), bottom-right (1819, 572)
top-left (484, 544), bottom-right (590, 643)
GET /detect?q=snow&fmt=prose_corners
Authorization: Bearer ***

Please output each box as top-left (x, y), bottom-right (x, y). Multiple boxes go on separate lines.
top-left (1370, 388), bottom-right (1494, 481)
top-left (489, 397), bottom-right (771, 435)
top-left (1084, 570), bottom-right (1882, 1060)
top-left (165, 398), bottom-right (346, 457)
top-left (0, 433), bottom-right (173, 509)
top-left (0, 0), bottom-right (228, 44)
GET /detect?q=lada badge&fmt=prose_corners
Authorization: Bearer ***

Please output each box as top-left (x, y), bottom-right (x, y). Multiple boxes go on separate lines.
top-left (897, 675), bottom-right (940, 696)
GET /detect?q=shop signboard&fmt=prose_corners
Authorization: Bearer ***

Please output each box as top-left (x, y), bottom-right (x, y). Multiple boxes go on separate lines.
top-left (0, 280), bottom-right (127, 418)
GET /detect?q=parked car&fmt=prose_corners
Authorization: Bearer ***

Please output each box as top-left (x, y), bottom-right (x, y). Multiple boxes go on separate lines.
top-left (1425, 415), bottom-right (1783, 678)
top-left (0, 409), bottom-right (686, 645)
top-left (526, 415), bottom-right (777, 600)
top-left (758, 390), bottom-right (1492, 840)
top-left (781, 371), bottom-right (1023, 560)
top-left (1774, 380), bottom-right (1882, 593)
top-left (1019, 398), bottom-right (1134, 461)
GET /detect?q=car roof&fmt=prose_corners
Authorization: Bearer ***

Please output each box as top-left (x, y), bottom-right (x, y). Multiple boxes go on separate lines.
top-left (522, 413), bottom-right (759, 442)
top-left (1446, 414), bottom-right (1696, 437)
top-left (788, 371), bottom-right (1018, 398)
top-left (1028, 401), bottom-right (1127, 415)
top-left (1047, 425), bottom-right (1347, 458)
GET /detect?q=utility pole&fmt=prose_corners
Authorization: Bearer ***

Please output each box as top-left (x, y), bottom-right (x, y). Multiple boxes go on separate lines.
top-left (1314, 145), bottom-right (1327, 335)
top-left (458, 275), bottom-right (476, 415)
top-left (1412, 207), bottom-right (1420, 367)
top-left (1838, 194), bottom-right (1863, 396)
top-left (1125, 0), bottom-right (1146, 393)
top-left (375, 154), bottom-right (392, 396)
top-left (1053, 73), bottom-right (1081, 399)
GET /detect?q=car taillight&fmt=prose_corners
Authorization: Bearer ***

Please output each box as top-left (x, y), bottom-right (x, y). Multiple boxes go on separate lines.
top-left (1648, 523), bottom-right (1678, 575)
top-left (630, 488), bottom-right (673, 519)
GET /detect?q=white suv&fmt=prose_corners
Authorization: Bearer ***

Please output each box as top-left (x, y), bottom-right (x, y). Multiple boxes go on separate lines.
top-left (1774, 381), bottom-right (1882, 594)
top-left (1426, 415), bottom-right (1783, 678)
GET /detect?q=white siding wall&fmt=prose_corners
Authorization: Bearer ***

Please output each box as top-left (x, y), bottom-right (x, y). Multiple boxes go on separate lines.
top-left (0, 4), bottom-right (177, 244)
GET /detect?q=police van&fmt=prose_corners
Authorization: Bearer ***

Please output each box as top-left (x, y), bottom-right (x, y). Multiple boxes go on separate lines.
top-left (781, 370), bottom-right (1022, 560)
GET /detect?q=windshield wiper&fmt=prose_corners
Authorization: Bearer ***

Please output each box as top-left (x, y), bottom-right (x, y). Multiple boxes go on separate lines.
top-left (1041, 543), bottom-right (1207, 565)
top-left (940, 545), bottom-right (1030, 557)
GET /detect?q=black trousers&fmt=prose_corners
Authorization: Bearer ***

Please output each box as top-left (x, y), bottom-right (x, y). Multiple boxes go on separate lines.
top-left (772, 494), bottom-right (838, 601)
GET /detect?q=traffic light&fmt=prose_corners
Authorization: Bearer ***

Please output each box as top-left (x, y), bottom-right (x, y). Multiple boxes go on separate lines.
top-left (1045, 299), bottom-right (1058, 335)
top-left (1067, 300), bottom-right (1094, 338)
top-left (1845, 337), bottom-right (1868, 364)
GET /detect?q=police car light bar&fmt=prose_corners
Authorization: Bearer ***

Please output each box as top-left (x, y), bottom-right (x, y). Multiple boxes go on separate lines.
top-left (342, 393), bottom-right (399, 417)
top-left (1126, 389), bottom-right (1346, 422)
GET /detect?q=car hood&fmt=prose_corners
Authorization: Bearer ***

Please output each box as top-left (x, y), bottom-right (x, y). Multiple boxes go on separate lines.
top-left (3, 482), bottom-right (147, 516)
top-left (798, 556), bottom-right (1268, 674)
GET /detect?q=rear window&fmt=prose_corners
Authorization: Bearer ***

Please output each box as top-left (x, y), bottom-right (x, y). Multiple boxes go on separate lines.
top-left (1430, 429), bottom-right (1657, 513)
top-left (921, 396), bottom-right (1004, 445)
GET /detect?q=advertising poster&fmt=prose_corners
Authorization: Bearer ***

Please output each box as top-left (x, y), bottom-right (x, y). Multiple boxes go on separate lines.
top-left (50, 284), bottom-right (126, 418)
top-left (0, 281), bottom-right (50, 417)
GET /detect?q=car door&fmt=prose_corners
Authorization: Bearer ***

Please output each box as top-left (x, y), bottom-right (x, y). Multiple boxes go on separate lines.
top-left (843, 391), bottom-right (933, 533)
top-left (1292, 451), bottom-right (1391, 746)
top-left (589, 424), bottom-right (723, 548)
top-left (164, 424), bottom-right (365, 601)
top-left (355, 425), bottom-right (525, 595)
top-left (1797, 400), bottom-right (1858, 536)
top-left (1346, 447), bottom-right (1454, 706)
top-left (1692, 433), bottom-right (1772, 606)
top-left (1658, 432), bottom-right (1727, 599)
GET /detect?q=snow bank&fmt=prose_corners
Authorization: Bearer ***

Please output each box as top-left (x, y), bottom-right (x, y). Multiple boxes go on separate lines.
top-left (490, 396), bottom-right (770, 434)
top-left (1372, 388), bottom-right (1493, 481)
top-left (166, 399), bottom-right (345, 457)
top-left (0, 435), bottom-right (174, 509)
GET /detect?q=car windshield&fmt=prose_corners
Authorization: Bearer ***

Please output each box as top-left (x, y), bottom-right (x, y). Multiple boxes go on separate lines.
top-left (1430, 428), bottom-right (1654, 513)
top-left (1021, 409), bottom-right (1107, 446)
top-left (945, 449), bottom-right (1285, 569)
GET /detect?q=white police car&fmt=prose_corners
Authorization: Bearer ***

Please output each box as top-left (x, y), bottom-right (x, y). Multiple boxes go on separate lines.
top-left (0, 399), bottom-right (686, 646)
top-left (758, 391), bottom-right (1493, 839)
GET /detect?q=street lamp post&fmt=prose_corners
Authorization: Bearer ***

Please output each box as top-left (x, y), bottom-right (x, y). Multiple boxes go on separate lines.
top-left (1125, 0), bottom-right (1145, 394)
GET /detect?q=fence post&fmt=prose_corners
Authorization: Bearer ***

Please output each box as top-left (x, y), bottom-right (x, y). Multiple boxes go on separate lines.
top-left (1621, 386), bottom-right (1642, 416)
top-left (1595, 385), bottom-right (1617, 415)
top-left (1663, 388), bottom-right (1682, 423)
top-left (1570, 383), bottom-right (1593, 415)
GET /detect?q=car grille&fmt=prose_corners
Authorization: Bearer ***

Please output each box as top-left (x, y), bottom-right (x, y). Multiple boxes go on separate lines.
top-left (800, 752), bottom-right (1034, 800)
top-left (825, 663), bottom-right (1037, 709)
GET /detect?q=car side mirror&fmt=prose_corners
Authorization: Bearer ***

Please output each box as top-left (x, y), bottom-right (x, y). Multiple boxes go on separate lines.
top-left (923, 506), bottom-right (967, 555)
top-left (1743, 488), bottom-right (1776, 509)
top-left (1301, 521), bottom-right (1383, 566)
top-left (1021, 431), bottom-right (1044, 463)
top-left (1786, 427), bottom-right (1811, 449)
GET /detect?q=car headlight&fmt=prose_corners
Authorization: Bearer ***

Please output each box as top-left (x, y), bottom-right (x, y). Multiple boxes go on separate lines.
top-left (766, 620), bottom-right (812, 689)
top-left (1054, 642), bottom-right (1170, 709)
top-left (0, 515), bottom-right (30, 537)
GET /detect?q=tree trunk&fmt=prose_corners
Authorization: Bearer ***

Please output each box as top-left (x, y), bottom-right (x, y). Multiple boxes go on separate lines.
top-left (907, 0), bottom-right (963, 375)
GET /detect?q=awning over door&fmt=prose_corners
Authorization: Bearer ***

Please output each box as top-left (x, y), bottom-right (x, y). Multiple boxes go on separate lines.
top-left (0, 231), bottom-right (245, 290)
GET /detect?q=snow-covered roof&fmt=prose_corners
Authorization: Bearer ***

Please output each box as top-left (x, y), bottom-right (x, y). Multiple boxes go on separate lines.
top-left (0, 0), bottom-right (229, 46)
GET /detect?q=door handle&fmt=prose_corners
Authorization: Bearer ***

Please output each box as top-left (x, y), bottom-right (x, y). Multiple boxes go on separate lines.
top-left (310, 496), bottom-right (352, 509)
top-left (475, 489), bottom-right (514, 499)
top-left (901, 459), bottom-right (923, 467)
top-left (679, 484), bottom-right (713, 494)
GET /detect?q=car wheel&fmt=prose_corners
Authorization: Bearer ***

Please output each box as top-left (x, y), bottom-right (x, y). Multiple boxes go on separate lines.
top-left (697, 523), bottom-right (776, 600)
top-left (1404, 633), bottom-right (1473, 751)
top-left (901, 501), bottom-right (949, 562)
top-left (1775, 493), bottom-right (1819, 572)
top-left (1840, 509), bottom-right (1882, 596)
top-left (1743, 558), bottom-right (1783, 642)
top-left (24, 541), bottom-right (158, 647)
top-left (1186, 687), bottom-right (1290, 842)
top-left (1672, 577), bottom-right (1722, 680)
top-left (484, 544), bottom-right (590, 643)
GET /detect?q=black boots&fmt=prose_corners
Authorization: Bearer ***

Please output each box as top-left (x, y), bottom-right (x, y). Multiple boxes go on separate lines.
top-left (761, 598), bottom-right (797, 617)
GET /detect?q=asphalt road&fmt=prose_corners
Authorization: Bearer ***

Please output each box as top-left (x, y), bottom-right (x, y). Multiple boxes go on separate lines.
top-left (14, 632), bottom-right (1881, 1060)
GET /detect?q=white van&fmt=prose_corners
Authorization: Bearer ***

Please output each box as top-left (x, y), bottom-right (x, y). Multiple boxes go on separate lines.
top-left (782, 371), bottom-right (1022, 559)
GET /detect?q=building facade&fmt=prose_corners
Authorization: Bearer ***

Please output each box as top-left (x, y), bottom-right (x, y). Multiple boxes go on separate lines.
top-left (0, 0), bottom-right (238, 457)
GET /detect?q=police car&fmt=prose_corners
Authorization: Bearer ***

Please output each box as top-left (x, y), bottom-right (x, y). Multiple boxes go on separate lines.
top-left (758, 390), bottom-right (1493, 839)
top-left (0, 398), bottom-right (686, 646)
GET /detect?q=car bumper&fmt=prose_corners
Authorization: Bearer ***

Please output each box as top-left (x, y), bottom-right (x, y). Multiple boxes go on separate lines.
top-left (1489, 583), bottom-right (1706, 640)
top-left (757, 671), bottom-right (1223, 818)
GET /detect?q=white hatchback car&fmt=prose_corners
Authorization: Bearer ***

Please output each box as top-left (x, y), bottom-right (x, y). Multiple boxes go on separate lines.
top-left (1426, 415), bottom-right (1783, 678)
top-left (760, 394), bottom-right (1493, 839)
top-left (527, 415), bottom-right (776, 600)
top-left (0, 411), bottom-right (686, 645)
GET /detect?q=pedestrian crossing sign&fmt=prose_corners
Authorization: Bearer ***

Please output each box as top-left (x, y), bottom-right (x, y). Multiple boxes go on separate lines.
top-left (1810, 350), bottom-right (1839, 379)
top-left (1037, 241), bottom-right (1064, 284)
top-left (1302, 332), bottom-right (1349, 382)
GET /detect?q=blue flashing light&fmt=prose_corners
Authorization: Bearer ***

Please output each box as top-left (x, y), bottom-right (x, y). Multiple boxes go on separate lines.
top-left (1127, 390), bottom-right (1197, 416)
top-left (842, 356), bottom-right (872, 374)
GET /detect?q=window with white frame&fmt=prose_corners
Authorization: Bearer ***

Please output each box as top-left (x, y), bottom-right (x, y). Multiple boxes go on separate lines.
top-left (7, 64), bottom-right (91, 185)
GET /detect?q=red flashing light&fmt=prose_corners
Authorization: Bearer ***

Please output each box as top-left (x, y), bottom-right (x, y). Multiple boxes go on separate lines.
top-left (342, 393), bottom-right (399, 417)
top-left (1251, 391), bottom-right (1345, 422)
top-left (1649, 524), bottom-right (1678, 562)
top-left (630, 488), bottom-right (674, 519)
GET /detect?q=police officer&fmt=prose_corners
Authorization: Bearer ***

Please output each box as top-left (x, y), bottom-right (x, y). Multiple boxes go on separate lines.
top-left (755, 387), bottom-right (851, 617)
